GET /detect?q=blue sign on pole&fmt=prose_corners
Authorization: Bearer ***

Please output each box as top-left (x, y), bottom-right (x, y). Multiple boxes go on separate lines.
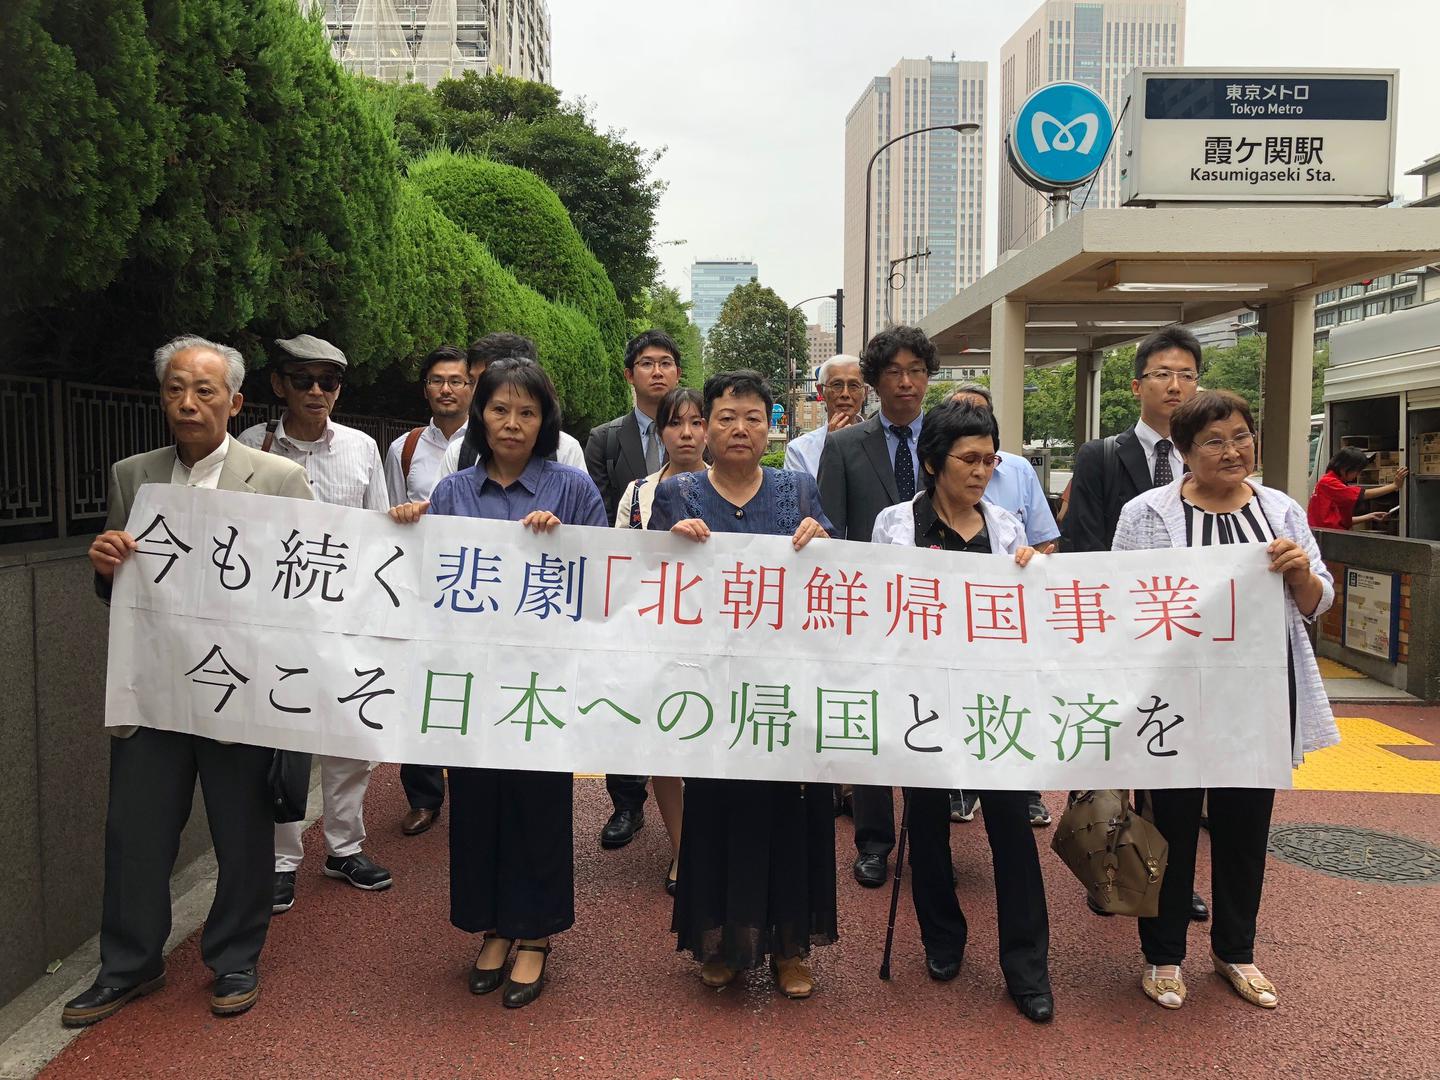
top-left (1007, 82), bottom-right (1115, 192)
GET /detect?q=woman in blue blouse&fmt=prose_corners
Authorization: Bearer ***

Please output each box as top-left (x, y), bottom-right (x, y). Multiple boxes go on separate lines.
top-left (648, 370), bottom-right (836, 1000)
top-left (390, 358), bottom-right (607, 1009)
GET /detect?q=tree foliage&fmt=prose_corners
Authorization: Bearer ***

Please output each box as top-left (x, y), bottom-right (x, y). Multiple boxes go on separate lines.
top-left (365, 70), bottom-right (664, 313)
top-left (631, 285), bottom-right (704, 389)
top-left (705, 282), bottom-right (809, 396)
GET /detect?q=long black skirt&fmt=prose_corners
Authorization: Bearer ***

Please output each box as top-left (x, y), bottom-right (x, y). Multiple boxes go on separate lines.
top-left (448, 766), bottom-right (574, 939)
top-left (672, 778), bottom-right (837, 970)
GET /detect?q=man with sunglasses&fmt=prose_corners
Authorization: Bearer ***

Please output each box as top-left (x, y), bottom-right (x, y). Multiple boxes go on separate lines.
top-left (238, 334), bottom-right (393, 914)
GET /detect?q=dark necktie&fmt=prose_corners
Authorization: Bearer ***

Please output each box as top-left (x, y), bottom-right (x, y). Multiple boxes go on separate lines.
top-left (644, 423), bottom-right (661, 473)
top-left (1153, 438), bottom-right (1174, 487)
top-left (891, 424), bottom-right (915, 501)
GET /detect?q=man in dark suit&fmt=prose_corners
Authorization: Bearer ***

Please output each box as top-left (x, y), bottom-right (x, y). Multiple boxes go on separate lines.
top-left (1062, 323), bottom-right (1211, 924)
top-left (817, 324), bottom-right (937, 888)
top-left (64, 336), bottom-right (314, 1027)
top-left (584, 329), bottom-right (683, 848)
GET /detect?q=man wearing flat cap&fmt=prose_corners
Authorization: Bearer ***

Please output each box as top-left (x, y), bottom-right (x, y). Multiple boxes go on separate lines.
top-left (238, 334), bottom-right (393, 914)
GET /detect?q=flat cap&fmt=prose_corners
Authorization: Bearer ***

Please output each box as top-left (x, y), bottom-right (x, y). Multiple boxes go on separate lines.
top-left (274, 334), bottom-right (347, 368)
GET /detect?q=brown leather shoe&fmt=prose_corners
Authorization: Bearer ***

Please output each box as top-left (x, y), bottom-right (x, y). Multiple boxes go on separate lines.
top-left (401, 807), bottom-right (439, 836)
top-left (700, 961), bottom-right (737, 988)
top-left (770, 956), bottom-right (814, 999)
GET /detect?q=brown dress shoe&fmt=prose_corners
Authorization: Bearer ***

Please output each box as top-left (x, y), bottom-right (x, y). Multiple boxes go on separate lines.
top-left (700, 961), bottom-right (737, 988)
top-left (401, 807), bottom-right (439, 835)
top-left (771, 956), bottom-right (814, 999)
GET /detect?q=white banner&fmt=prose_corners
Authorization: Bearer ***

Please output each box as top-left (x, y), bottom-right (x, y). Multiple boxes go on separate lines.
top-left (105, 485), bottom-right (1293, 790)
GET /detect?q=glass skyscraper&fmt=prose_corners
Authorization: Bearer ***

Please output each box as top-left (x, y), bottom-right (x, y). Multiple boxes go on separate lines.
top-left (690, 260), bottom-right (759, 340)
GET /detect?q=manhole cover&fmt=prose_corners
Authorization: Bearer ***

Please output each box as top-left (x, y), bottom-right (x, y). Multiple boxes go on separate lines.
top-left (1267, 824), bottom-right (1440, 885)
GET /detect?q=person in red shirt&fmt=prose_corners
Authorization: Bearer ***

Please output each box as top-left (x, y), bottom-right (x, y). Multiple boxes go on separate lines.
top-left (1307, 447), bottom-right (1408, 529)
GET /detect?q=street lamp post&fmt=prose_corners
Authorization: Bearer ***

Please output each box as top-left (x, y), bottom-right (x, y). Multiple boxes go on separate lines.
top-left (861, 122), bottom-right (980, 348)
top-left (784, 292), bottom-right (842, 440)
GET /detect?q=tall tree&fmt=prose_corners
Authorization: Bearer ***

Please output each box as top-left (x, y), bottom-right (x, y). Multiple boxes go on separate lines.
top-left (705, 282), bottom-right (808, 394)
top-left (632, 285), bottom-right (704, 389)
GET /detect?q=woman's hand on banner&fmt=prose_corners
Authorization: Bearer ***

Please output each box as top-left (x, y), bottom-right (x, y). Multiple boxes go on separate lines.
top-left (1013, 546), bottom-right (1039, 568)
top-left (388, 500), bottom-right (430, 525)
top-left (521, 510), bottom-right (562, 533)
top-left (791, 517), bottom-right (828, 551)
top-left (670, 518), bottom-right (711, 543)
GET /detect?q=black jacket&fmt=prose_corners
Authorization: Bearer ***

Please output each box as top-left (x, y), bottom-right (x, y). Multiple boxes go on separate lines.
top-left (583, 411), bottom-right (647, 522)
top-left (1062, 425), bottom-right (1152, 553)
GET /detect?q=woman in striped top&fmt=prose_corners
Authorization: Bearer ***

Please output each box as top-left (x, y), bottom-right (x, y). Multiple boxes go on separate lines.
top-left (1112, 390), bottom-right (1339, 1014)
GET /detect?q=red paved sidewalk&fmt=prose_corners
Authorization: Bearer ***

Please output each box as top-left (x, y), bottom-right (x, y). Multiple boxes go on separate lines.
top-left (42, 706), bottom-right (1440, 1079)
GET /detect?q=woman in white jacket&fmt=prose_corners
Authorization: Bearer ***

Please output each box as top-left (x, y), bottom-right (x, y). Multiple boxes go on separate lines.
top-left (1112, 389), bottom-right (1340, 1013)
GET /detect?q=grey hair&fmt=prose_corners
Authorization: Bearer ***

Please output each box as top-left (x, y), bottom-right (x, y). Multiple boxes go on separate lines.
top-left (153, 335), bottom-right (247, 397)
top-left (949, 381), bottom-right (992, 406)
top-left (816, 353), bottom-right (863, 385)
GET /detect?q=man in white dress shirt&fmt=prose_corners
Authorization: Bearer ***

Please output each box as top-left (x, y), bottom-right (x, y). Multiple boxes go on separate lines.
top-left (383, 345), bottom-right (473, 835)
top-left (237, 334), bottom-right (392, 914)
top-left (783, 354), bottom-right (866, 479)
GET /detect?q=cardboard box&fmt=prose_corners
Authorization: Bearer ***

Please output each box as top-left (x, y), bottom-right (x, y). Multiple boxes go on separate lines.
top-left (1416, 451), bottom-right (1440, 476)
top-left (1374, 451), bottom-right (1401, 465)
top-left (1342, 435), bottom-right (1380, 449)
top-left (1418, 432), bottom-right (1440, 455)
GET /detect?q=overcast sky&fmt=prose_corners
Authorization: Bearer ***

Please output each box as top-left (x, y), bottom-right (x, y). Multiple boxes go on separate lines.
top-left (548, 0), bottom-right (1437, 323)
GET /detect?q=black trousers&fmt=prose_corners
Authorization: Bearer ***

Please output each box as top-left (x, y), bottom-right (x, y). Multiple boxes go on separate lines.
top-left (449, 766), bottom-right (574, 939)
top-left (852, 784), bottom-right (895, 856)
top-left (98, 729), bottom-right (274, 985)
top-left (400, 764), bottom-right (445, 811)
top-left (1138, 786), bottom-right (1276, 966)
top-left (905, 787), bottom-right (1051, 996)
top-left (606, 774), bottom-right (649, 815)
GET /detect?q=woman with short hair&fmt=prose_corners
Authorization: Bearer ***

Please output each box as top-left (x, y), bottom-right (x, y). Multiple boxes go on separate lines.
top-left (1307, 446), bottom-right (1407, 530)
top-left (1114, 389), bottom-right (1340, 1011)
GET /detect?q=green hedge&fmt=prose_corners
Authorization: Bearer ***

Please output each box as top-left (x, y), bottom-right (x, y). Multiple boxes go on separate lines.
top-left (407, 150), bottom-right (627, 358)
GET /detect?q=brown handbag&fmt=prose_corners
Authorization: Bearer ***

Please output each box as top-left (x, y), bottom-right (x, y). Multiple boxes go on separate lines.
top-left (1050, 790), bottom-right (1169, 917)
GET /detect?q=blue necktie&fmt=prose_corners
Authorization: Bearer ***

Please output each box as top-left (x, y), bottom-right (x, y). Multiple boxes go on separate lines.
top-left (891, 425), bottom-right (915, 501)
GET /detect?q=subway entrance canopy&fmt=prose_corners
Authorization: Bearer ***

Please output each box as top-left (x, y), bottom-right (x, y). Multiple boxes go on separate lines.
top-left (916, 205), bottom-right (1440, 501)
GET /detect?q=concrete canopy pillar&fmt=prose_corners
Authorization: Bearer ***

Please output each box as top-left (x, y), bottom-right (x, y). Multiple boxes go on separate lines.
top-left (1074, 349), bottom-right (1101, 448)
top-left (1260, 295), bottom-right (1317, 503)
top-left (990, 298), bottom-right (1026, 453)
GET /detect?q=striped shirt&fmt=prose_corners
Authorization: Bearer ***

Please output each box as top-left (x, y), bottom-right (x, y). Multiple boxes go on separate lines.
top-left (1181, 496), bottom-right (1276, 547)
top-left (237, 415), bottom-right (388, 510)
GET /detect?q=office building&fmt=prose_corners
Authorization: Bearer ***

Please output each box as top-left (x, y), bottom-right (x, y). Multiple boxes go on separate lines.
top-left (843, 56), bottom-right (988, 350)
top-left (997, 1), bottom-right (1184, 258)
top-left (691, 260), bottom-right (759, 340)
top-left (818, 299), bottom-right (837, 334)
top-left (306, 0), bottom-right (551, 88)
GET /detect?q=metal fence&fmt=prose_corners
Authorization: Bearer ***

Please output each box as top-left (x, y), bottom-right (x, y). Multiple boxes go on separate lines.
top-left (0, 374), bottom-right (414, 545)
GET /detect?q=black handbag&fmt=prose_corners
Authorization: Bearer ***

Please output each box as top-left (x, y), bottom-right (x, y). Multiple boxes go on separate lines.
top-left (268, 749), bottom-right (312, 824)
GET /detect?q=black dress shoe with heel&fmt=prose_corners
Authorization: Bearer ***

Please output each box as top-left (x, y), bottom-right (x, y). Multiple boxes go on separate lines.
top-left (61, 972), bottom-right (166, 1028)
top-left (502, 943), bottom-right (551, 1008)
top-left (1190, 892), bottom-right (1210, 921)
top-left (664, 859), bottom-right (678, 897)
top-left (600, 809), bottom-right (643, 848)
top-left (1011, 991), bottom-right (1055, 1023)
top-left (211, 969), bottom-right (259, 1017)
top-left (469, 937), bottom-right (513, 995)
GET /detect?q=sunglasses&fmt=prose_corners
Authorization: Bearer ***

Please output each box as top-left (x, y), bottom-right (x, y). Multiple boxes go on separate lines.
top-left (282, 371), bottom-right (343, 392)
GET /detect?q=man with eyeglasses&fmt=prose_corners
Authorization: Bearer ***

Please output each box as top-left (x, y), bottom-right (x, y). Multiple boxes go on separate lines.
top-left (584, 328), bottom-right (684, 849)
top-left (817, 325), bottom-right (938, 889)
top-left (783, 354), bottom-right (866, 478)
top-left (383, 344), bottom-right (475, 837)
top-left (1062, 323), bottom-right (1210, 924)
top-left (238, 334), bottom-right (393, 914)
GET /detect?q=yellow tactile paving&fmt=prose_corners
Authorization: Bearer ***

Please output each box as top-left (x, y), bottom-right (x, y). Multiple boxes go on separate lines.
top-left (1317, 657), bottom-right (1366, 679)
top-left (1294, 716), bottom-right (1440, 795)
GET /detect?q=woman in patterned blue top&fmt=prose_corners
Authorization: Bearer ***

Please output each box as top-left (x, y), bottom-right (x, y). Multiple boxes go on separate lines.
top-left (648, 370), bottom-right (836, 1000)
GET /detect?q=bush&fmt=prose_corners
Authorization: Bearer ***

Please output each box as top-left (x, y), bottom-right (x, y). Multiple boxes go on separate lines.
top-left (760, 449), bottom-right (787, 470)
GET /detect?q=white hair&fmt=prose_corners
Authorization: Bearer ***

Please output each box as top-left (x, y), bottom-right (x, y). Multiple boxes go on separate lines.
top-left (817, 353), bottom-right (863, 385)
top-left (153, 335), bottom-right (247, 397)
top-left (950, 381), bottom-right (992, 406)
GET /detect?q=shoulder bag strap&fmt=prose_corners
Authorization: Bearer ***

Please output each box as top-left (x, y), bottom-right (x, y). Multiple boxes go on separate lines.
top-left (260, 418), bottom-right (280, 454)
top-left (400, 426), bottom-right (425, 481)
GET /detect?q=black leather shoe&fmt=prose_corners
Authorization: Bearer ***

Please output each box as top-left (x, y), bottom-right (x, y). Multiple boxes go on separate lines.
top-left (324, 852), bottom-right (393, 891)
top-left (272, 871), bottom-right (296, 914)
top-left (401, 807), bottom-right (440, 836)
top-left (1190, 892), bottom-right (1210, 922)
top-left (599, 808), bottom-right (643, 848)
top-left (925, 954), bottom-right (961, 982)
top-left (1085, 893), bottom-right (1114, 917)
top-left (1011, 991), bottom-right (1055, 1023)
top-left (664, 859), bottom-right (678, 897)
top-left (61, 973), bottom-right (165, 1027)
top-left (502, 943), bottom-right (550, 1008)
top-left (853, 853), bottom-right (887, 888)
top-left (211, 969), bottom-right (259, 1017)
top-left (469, 938), bottom-right (513, 995)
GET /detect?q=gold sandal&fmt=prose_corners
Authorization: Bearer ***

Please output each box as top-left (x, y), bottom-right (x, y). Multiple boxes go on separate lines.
top-left (770, 956), bottom-right (814, 999)
top-left (700, 960), bottom-right (737, 988)
top-left (1212, 954), bottom-right (1278, 1008)
top-left (1141, 964), bottom-right (1186, 1009)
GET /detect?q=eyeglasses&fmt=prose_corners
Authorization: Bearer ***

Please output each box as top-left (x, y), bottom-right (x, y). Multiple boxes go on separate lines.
top-left (948, 452), bottom-right (1001, 469)
top-left (1194, 432), bottom-right (1255, 456)
top-left (1138, 369), bottom-right (1200, 384)
top-left (425, 375), bottom-right (472, 389)
top-left (822, 380), bottom-right (866, 394)
top-left (283, 371), bottom-right (343, 392)
top-left (634, 359), bottom-right (678, 373)
top-left (879, 365), bottom-right (929, 382)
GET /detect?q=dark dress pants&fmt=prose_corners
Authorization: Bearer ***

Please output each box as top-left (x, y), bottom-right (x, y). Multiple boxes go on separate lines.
top-left (401, 764), bottom-right (445, 811)
top-left (905, 787), bottom-right (1051, 996)
top-left (852, 784), bottom-right (895, 857)
top-left (98, 728), bottom-right (274, 986)
top-left (605, 774), bottom-right (649, 815)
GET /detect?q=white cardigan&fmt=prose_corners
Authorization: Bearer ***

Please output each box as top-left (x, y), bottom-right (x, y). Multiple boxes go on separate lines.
top-left (1112, 477), bottom-right (1340, 766)
top-left (871, 494), bottom-right (1028, 555)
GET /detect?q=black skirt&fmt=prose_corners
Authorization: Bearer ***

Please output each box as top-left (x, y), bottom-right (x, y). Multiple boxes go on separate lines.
top-left (672, 778), bottom-right (837, 970)
top-left (448, 767), bottom-right (574, 940)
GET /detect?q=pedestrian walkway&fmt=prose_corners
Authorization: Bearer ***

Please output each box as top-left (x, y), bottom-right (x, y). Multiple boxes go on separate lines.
top-left (6, 704), bottom-right (1439, 1080)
